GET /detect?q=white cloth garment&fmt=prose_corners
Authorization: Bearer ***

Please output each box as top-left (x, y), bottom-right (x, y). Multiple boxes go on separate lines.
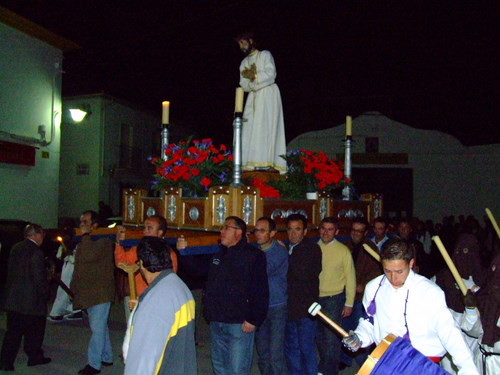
top-left (355, 271), bottom-right (479, 375)
top-left (239, 50), bottom-right (286, 173)
top-left (461, 308), bottom-right (500, 375)
top-left (49, 245), bottom-right (79, 317)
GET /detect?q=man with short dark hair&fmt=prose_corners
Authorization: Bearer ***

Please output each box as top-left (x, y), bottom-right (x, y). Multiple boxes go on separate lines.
top-left (397, 218), bottom-right (429, 276)
top-left (340, 217), bottom-right (381, 369)
top-left (72, 211), bottom-right (115, 375)
top-left (370, 217), bottom-right (389, 252)
top-left (253, 217), bottom-right (288, 375)
top-left (343, 238), bottom-right (479, 375)
top-left (203, 216), bottom-right (269, 375)
top-left (285, 214), bottom-right (322, 375)
top-left (123, 237), bottom-right (197, 375)
top-left (0, 224), bottom-right (51, 371)
top-left (115, 215), bottom-right (178, 318)
top-left (316, 217), bottom-right (355, 375)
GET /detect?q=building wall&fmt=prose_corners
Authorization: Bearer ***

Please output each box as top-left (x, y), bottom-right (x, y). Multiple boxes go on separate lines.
top-left (0, 22), bottom-right (63, 228)
top-left (59, 94), bottom-right (158, 220)
top-left (59, 96), bottom-right (103, 220)
top-left (288, 112), bottom-right (500, 223)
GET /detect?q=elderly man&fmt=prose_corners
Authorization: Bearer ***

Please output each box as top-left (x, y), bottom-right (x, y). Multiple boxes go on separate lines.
top-left (115, 215), bottom-right (178, 318)
top-left (203, 216), bottom-right (269, 375)
top-left (0, 224), bottom-right (50, 371)
top-left (253, 217), bottom-right (288, 375)
top-left (71, 211), bottom-right (115, 375)
top-left (343, 238), bottom-right (479, 375)
top-left (285, 213), bottom-right (322, 375)
top-left (123, 237), bottom-right (197, 375)
top-left (236, 32), bottom-right (286, 173)
top-left (316, 217), bottom-right (356, 375)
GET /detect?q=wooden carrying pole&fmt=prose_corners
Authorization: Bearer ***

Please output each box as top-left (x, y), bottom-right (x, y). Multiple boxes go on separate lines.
top-left (363, 244), bottom-right (381, 262)
top-left (118, 262), bottom-right (140, 300)
top-left (485, 208), bottom-right (500, 240)
top-left (432, 235), bottom-right (467, 296)
top-left (309, 302), bottom-right (348, 337)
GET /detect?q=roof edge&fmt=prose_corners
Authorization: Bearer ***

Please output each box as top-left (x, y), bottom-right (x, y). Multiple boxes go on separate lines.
top-left (0, 6), bottom-right (80, 52)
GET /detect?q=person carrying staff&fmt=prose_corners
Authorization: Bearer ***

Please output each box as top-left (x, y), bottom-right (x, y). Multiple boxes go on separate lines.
top-left (342, 237), bottom-right (479, 375)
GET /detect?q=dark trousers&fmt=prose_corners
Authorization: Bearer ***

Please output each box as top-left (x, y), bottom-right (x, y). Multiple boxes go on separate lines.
top-left (316, 293), bottom-right (345, 375)
top-left (0, 311), bottom-right (46, 366)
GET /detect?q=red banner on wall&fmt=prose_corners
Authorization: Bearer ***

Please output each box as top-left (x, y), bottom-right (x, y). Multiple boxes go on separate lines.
top-left (0, 140), bottom-right (37, 166)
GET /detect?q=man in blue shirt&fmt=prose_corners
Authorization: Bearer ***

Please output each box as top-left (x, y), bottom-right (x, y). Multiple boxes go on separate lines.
top-left (254, 217), bottom-right (288, 375)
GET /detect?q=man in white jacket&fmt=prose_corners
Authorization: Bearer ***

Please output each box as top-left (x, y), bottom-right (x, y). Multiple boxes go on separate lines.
top-left (343, 238), bottom-right (479, 375)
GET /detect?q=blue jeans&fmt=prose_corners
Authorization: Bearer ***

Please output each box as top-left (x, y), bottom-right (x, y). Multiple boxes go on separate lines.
top-left (255, 304), bottom-right (287, 375)
top-left (87, 302), bottom-right (113, 370)
top-left (285, 317), bottom-right (318, 375)
top-left (340, 300), bottom-right (370, 367)
top-left (210, 321), bottom-right (255, 375)
top-left (316, 293), bottom-right (345, 375)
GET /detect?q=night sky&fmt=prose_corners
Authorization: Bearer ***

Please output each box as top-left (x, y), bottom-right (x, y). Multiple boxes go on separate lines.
top-left (3, 1), bottom-right (498, 146)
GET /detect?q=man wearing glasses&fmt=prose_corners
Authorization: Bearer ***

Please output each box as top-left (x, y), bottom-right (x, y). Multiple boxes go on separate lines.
top-left (203, 216), bottom-right (269, 375)
top-left (340, 218), bottom-right (381, 370)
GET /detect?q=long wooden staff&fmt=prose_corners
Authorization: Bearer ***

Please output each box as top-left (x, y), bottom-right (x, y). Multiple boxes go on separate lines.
top-left (485, 208), bottom-right (500, 240)
top-left (309, 302), bottom-right (348, 337)
top-left (118, 262), bottom-right (140, 301)
top-left (52, 275), bottom-right (75, 299)
top-left (363, 243), bottom-right (381, 262)
top-left (432, 235), bottom-right (467, 295)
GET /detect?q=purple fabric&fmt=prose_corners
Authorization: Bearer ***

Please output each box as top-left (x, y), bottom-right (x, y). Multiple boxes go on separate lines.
top-left (371, 337), bottom-right (448, 375)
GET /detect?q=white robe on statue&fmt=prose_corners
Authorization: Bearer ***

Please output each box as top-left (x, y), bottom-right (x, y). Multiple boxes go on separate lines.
top-left (239, 50), bottom-right (287, 173)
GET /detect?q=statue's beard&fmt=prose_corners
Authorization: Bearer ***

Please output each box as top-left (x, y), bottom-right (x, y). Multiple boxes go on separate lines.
top-left (241, 43), bottom-right (254, 55)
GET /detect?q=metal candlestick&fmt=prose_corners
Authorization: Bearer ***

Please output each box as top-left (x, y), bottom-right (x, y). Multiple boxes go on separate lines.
top-left (161, 124), bottom-right (169, 161)
top-left (342, 135), bottom-right (353, 200)
top-left (231, 112), bottom-right (243, 187)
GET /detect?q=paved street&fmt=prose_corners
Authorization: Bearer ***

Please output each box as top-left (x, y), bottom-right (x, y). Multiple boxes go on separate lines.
top-left (0, 299), bottom-right (359, 375)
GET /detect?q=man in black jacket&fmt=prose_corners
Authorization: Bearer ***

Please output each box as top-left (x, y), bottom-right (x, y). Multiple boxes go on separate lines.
top-left (0, 224), bottom-right (51, 371)
top-left (285, 213), bottom-right (322, 375)
top-left (203, 216), bottom-right (269, 375)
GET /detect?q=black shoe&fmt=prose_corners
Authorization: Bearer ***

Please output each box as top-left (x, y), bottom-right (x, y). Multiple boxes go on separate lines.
top-left (101, 361), bottom-right (113, 366)
top-left (78, 364), bottom-right (101, 374)
top-left (0, 363), bottom-right (15, 371)
top-left (47, 315), bottom-right (64, 322)
top-left (28, 356), bottom-right (51, 366)
top-left (338, 362), bottom-right (348, 371)
top-left (66, 311), bottom-right (83, 320)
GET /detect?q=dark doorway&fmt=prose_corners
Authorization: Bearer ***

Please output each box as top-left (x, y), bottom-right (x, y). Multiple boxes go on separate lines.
top-left (352, 167), bottom-right (413, 219)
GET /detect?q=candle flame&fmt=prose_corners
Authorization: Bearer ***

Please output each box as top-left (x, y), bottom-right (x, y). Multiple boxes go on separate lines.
top-left (57, 236), bottom-right (63, 242)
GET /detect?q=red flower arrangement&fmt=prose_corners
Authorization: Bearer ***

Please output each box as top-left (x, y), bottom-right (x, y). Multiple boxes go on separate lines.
top-left (151, 138), bottom-right (233, 197)
top-left (270, 149), bottom-right (350, 199)
top-left (250, 178), bottom-right (281, 199)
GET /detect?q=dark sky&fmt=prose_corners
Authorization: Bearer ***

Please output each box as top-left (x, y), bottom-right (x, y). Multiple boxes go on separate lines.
top-left (3, 0), bottom-right (499, 146)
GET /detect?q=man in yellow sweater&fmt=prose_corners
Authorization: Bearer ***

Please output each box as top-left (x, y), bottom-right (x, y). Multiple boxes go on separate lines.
top-left (316, 217), bottom-right (356, 375)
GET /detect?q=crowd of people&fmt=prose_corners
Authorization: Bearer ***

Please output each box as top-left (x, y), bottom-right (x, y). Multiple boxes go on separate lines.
top-left (0, 210), bottom-right (498, 375)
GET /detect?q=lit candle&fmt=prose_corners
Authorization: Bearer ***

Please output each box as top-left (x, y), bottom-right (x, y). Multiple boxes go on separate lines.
top-left (57, 236), bottom-right (68, 252)
top-left (346, 115), bottom-right (352, 136)
top-left (235, 88), bottom-right (244, 113)
top-left (162, 101), bottom-right (170, 124)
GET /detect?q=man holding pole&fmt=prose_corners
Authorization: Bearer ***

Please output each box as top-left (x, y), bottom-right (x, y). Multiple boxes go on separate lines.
top-left (115, 215), bottom-right (178, 317)
top-left (342, 238), bottom-right (479, 375)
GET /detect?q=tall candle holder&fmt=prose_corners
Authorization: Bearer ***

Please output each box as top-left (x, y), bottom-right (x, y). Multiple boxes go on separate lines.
top-left (231, 112), bottom-right (243, 187)
top-left (342, 135), bottom-right (353, 200)
top-left (161, 124), bottom-right (169, 161)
